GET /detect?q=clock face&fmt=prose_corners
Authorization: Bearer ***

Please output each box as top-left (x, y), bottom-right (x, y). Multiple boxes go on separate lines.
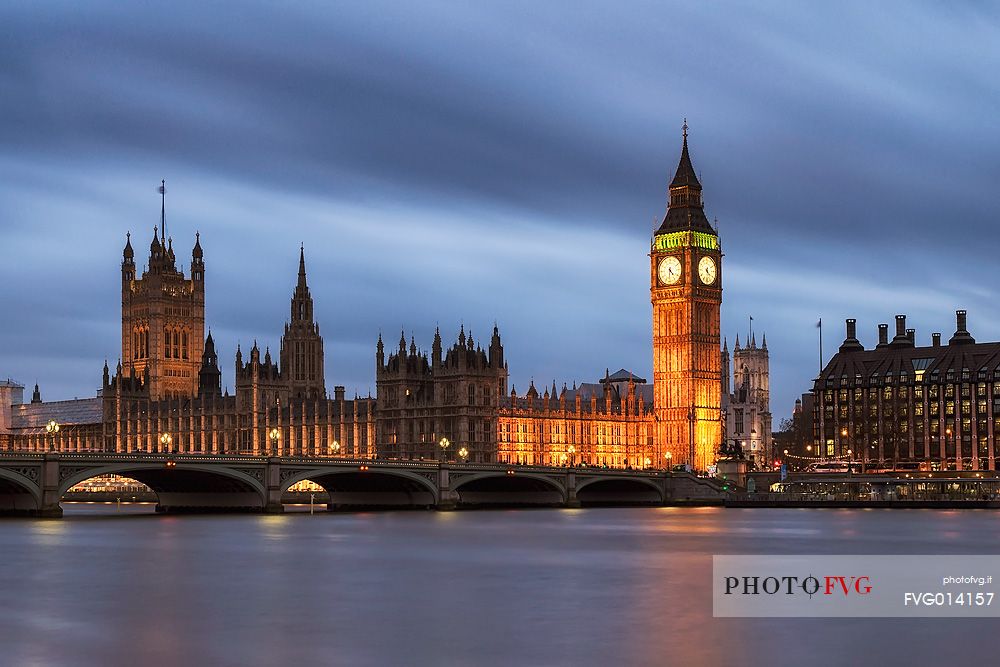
top-left (698, 256), bottom-right (717, 285)
top-left (658, 256), bottom-right (682, 285)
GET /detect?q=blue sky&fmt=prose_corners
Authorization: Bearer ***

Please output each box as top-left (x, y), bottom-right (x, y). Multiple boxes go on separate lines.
top-left (1, 1), bottom-right (999, 419)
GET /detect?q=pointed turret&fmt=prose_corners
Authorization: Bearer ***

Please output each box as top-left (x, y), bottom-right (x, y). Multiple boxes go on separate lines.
top-left (192, 232), bottom-right (203, 259)
top-left (280, 245), bottom-right (326, 399)
top-left (198, 331), bottom-right (222, 398)
top-left (656, 121), bottom-right (714, 234)
top-left (489, 324), bottom-right (504, 368)
top-left (123, 232), bottom-right (134, 261)
top-left (31, 383), bottom-right (41, 404)
top-left (432, 327), bottom-right (442, 367)
top-left (297, 244), bottom-right (307, 290)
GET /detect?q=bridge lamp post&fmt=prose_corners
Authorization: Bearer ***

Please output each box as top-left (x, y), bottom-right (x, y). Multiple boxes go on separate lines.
top-left (159, 432), bottom-right (172, 454)
top-left (332, 440), bottom-right (340, 457)
top-left (439, 437), bottom-right (450, 462)
top-left (269, 428), bottom-right (280, 456)
top-left (45, 420), bottom-right (60, 452)
top-left (644, 457), bottom-right (652, 469)
top-left (665, 451), bottom-right (673, 470)
top-left (567, 445), bottom-right (576, 467)
top-left (458, 446), bottom-right (469, 462)
top-left (559, 453), bottom-right (567, 466)
top-left (946, 428), bottom-right (953, 470)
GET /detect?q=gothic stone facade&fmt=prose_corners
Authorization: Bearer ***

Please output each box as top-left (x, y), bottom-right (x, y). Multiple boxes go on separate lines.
top-left (2, 231), bottom-right (375, 459)
top-left (3, 130), bottom-right (728, 469)
top-left (721, 333), bottom-right (772, 467)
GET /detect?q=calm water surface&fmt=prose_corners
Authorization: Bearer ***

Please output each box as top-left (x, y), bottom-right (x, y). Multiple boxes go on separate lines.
top-left (1, 505), bottom-right (998, 667)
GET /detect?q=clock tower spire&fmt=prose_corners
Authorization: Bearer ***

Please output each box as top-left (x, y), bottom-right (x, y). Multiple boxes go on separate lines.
top-left (650, 122), bottom-right (722, 470)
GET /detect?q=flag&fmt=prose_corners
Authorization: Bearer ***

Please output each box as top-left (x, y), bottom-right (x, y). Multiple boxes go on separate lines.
top-left (158, 181), bottom-right (166, 194)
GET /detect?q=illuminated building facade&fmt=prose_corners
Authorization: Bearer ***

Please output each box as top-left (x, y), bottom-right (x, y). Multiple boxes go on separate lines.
top-left (497, 371), bottom-right (655, 467)
top-left (814, 312), bottom-right (999, 470)
top-left (2, 230), bottom-right (375, 458)
top-left (649, 123), bottom-right (723, 470)
top-left (2, 129), bottom-right (727, 469)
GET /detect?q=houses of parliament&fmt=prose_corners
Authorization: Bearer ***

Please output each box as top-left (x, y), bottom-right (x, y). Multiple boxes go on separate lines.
top-left (1, 130), bottom-right (743, 471)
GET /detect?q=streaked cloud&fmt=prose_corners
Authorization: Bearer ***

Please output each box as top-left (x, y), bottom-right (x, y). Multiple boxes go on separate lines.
top-left (1, 0), bottom-right (998, 417)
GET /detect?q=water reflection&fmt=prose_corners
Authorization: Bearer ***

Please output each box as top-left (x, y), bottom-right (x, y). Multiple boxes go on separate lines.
top-left (0, 506), bottom-right (996, 666)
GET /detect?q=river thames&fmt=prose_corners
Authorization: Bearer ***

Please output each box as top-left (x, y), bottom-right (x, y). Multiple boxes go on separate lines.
top-left (2, 506), bottom-right (998, 666)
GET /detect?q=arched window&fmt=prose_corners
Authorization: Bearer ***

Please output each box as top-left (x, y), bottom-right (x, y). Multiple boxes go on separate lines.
top-left (164, 327), bottom-right (171, 358)
top-left (182, 331), bottom-right (189, 359)
top-left (173, 330), bottom-right (180, 359)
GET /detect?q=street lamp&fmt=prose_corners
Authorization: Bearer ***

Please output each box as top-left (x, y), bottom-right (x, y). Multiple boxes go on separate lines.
top-left (159, 432), bottom-right (172, 454)
top-left (45, 420), bottom-right (59, 452)
top-left (567, 444), bottom-right (576, 467)
top-left (439, 437), bottom-right (450, 461)
top-left (665, 451), bottom-right (673, 469)
top-left (458, 446), bottom-right (469, 462)
top-left (559, 453), bottom-right (568, 466)
top-left (644, 457), bottom-right (652, 469)
top-left (269, 428), bottom-right (280, 455)
top-left (332, 440), bottom-right (341, 457)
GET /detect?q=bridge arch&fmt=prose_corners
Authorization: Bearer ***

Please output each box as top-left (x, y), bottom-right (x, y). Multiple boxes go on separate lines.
top-left (282, 467), bottom-right (438, 508)
top-left (58, 463), bottom-right (267, 513)
top-left (452, 471), bottom-right (566, 506)
top-left (0, 468), bottom-right (41, 513)
top-left (575, 476), bottom-right (664, 505)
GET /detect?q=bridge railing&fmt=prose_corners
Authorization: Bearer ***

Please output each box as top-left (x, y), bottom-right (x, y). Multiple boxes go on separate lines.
top-left (0, 450), bottom-right (674, 478)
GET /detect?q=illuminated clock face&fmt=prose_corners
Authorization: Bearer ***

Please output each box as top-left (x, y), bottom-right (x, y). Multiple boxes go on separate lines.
top-left (698, 256), bottom-right (717, 285)
top-left (658, 256), bottom-right (682, 285)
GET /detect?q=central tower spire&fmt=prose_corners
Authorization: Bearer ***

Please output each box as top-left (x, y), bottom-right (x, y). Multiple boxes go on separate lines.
top-left (159, 180), bottom-right (167, 241)
top-left (657, 122), bottom-right (714, 234)
top-left (649, 121), bottom-right (723, 471)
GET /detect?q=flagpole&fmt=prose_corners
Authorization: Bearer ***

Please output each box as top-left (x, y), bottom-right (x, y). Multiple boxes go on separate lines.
top-left (818, 317), bottom-right (823, 373)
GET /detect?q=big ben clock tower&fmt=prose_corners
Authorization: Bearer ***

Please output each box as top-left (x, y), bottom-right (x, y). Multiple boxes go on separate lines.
top-left (650, 123), bottom-right (722, 470)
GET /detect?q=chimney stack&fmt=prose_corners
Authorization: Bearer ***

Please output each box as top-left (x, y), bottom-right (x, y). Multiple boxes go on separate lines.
top-left (839, 318), bottom-right (864, 352)
top-left (932, 333), bottom-right (941, 347)
top-left (877, 323), bottom-right (889, 348)
top-left (906, 328), bottom-right (915, 344)
top-left (949, 309), bottom-right (976, 345)
top-left (895, 314), bottom-right (906, 338)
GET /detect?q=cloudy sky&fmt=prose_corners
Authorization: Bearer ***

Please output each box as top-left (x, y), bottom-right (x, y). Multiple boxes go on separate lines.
top-left (1, 1), bottom-right (998, 419)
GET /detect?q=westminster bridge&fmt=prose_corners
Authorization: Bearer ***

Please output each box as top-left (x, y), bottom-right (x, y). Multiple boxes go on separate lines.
top-left (0, 453), bottom-right (730, 517)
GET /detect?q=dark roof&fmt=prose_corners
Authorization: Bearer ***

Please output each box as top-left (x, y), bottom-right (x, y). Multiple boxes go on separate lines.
top-left (603, 369), bottom-right (647, 383)
top-left (658, 205), bottom-right (714, 234)
top-left (670, 132), bottom-right (701, 189)
top-left (12, 397), bottom-right (103, 429)
top-left (818, 340), bottom-right (1000, 385)
top-left (655, 129), bottom-right (716, 235)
